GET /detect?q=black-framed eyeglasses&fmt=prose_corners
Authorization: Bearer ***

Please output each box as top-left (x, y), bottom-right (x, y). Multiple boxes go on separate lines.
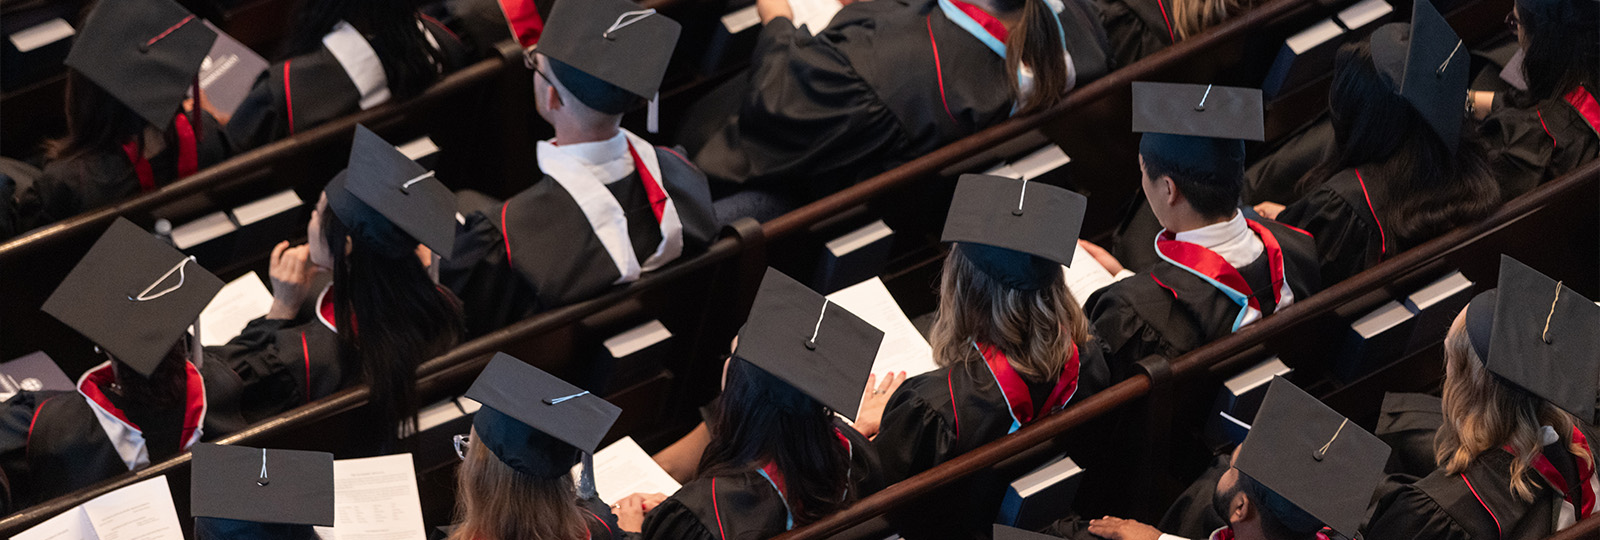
top-left (532, 67), bottom-right (565, 106)
top-left (453, 433), bottom-right (470, 460)
top-left (1505, 9), bottom-right (1520, 30)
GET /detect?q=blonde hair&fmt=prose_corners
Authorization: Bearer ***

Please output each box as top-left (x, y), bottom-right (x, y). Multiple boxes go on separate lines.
top-left (449, 430), bottom-right (588, 540)
top-left (1171, 0), bottom-right (1260, 39)
top-left (1435, 324), bottom-right (1594, 501)
top-left (929, 245), bottom-right (1091, 382)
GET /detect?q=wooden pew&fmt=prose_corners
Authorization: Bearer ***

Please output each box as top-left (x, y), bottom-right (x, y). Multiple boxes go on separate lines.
top-left (1548, 515), bottom-right (1600, 540)
top-left (769, 158), bottom-right (1600, 539)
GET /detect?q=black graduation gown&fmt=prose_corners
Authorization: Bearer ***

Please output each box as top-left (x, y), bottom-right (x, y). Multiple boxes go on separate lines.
top-left (871, 341), bottom-right (1111, 539)
top-left (1479, 85), bottom-right (1600, 200)
top-left (692, 0), bottom-right (1112, 199)
top-left (1, 361), bottom-right (233, 508)
top-left (205, 284), bottom-right (343, 422)
top-left (1274, 168), bottom-right (1398, 287)
top-left (1084, 218), bottom-right (1320, 378)
top-left (225, 18), bottom-right (470, 153)
top-left (580, 496), bottom-right (627, 540)
top-left (1093, 0), bottom-right (1175, 69)
top-left (441, 146), bottom-right (718, 337)
top-left (635, 420), bottom-right (881, 540)
top-left (1374, 392), bottom-right (1444, 480)
top-left (1366, 431), bottom-right (1600, 540)
top-left (6, 112), bottom-right (231, 238)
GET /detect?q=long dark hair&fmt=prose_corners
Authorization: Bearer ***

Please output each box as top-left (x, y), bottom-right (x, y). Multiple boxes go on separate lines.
top-left (282, 0), bottom-right (443, 99)
top-left (321, 204), bottom-right (464, 447)
top-left (698, 358), bottom-right (855, 524)
top-left (998, 0), bottom-right (1072, 115)
top-left (1517, 0), bottom-right (1599, 103)
top-left (110, 338), bottom-right (191, 409)
top-left (44, 70), bottom-right (158, 161)
top-left (1296, 40), bottom-right (1498, 247)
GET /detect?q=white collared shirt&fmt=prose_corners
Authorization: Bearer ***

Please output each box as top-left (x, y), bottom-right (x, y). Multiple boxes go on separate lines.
top-left (1172, 211), bottom-right (1264, 269)
top-left (547, 131), bottom-right (634, 185)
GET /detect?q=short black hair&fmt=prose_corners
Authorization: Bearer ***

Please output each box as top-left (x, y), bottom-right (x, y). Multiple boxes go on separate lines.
top-left (1237, 472), bottom-right (1324, 540)
top-left (1139, 133), bottom-right (1245, 220)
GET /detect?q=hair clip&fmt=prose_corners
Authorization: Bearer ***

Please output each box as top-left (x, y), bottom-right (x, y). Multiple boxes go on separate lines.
top-left (544, 390), bottom-right (591, 405)
top-left (1313, 418), bottom-right (1349, 461)
top-left (1013, 179), bottom-right (1029, 217)
top-left (1194, 84), bottom-right (1214, 112)
top-left (604, 9), bottom-right (657, 40)
top-left (806, 300), bottom-right (831, 350)
top-left (1436, 40), bottom-right (1463, 77)
top-left (142, 14), bottom-right (197, 53)
top-left (1542, 281), bottom-right (1563, 344)
top-left (128, 256), bottom-right (197, 302)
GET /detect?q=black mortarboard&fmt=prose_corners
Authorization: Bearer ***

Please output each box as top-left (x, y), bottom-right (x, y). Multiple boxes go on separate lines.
top-left (941, 174), bottom-right (1088, 291)
top-left (993, 524), bottom-right (1058, 540)
top-left (1369, 0), bottom-right (1467, 153)
top-left (41, 218), bottom-right (224, 376)
top-left (64, 0), bottom-right (217, 127)
top-left (1132, 82), bottom-right (1263, 184)
top-left (733, 268), bottom-right (883, 421)
top-left (465, 353), bottom-right (623, 478)
top-left (1234, 378), bottom-right (1389, 538)
top-left (1464, 256), bottom-right (1600, 423)
top-left (325, 125), bottom-right (456, 257)
top-left (534, 0), bottom-right (680, 114)
top-left (190, 443), bottom-right (335, 526)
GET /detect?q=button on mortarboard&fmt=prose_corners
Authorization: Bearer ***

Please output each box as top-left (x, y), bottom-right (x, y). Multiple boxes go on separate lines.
top-left (1131, 82), bottom-right (1265, 141)
top-left (326, 125), bottom-right (458, 258)
top-left (1234, 377), bottom-right (1390, 539)
top-left (64, 0), bottom-right (217, 128)
top-left (533, 0), bottom-right (681, 104)
top-left (464, 353), bottom-right (623, 478)
top-left (190, 443), bottom-right (336, 526)
top-left (41, 218), bottom-right (224, 376)
top-left (733, 268), bottom-right (883, 421)
top-left (1368, 0), bottom-right (1467, 154)
top-left (941, 174), bottom-right (1088, 291)
top-left (1467, 256), bottom-right (1600, 423)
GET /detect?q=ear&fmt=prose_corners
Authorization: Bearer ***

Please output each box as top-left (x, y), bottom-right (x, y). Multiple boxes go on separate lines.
top-left (1230, 490), bottom-right (1253, 524)
top-left (1160, 176), bottom-right (1182, 208)
top-left (544, 83), bottom-right (563, 113)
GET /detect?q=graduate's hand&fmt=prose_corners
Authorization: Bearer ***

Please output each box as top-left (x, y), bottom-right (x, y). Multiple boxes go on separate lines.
top-left (1253, 201), bottom-right (1286, 221)
top-left (852, 371), bottom-right (907, 439)
top-left (1087, 516), bottom-right (1163, 540)
top-left (267, 241), bottom-right (322, 320)
top-left (613, 493), bottom-right (668, 533)
top-left (1078, 240), bottom-right (1125, 276)
top-left (757, 0), bottom-right (794, 24)
top-left (1469, 90), bottom-right (1495, 121)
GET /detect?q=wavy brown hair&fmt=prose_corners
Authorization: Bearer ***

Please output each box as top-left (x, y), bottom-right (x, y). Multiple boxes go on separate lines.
top-left (929, 245), bottom-right (1089, 381)
top-left (1172, 0), bottom-right (1261, 40)
top-left (1436, 318), bottom-right (1593, 501)
top-left (448, 429), bottom-right (587, 540)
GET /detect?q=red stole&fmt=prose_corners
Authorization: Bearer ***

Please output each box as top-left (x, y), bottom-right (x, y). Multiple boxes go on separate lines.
top-left (1519, 427), bottom-right (1599, 520)
top-left (627, 143), bottom-right (668, 222)
top-left (78, 361), bottom-right (206, 451)
top-left (1154, 220), bottom-right (1289, 315)
top-left (978, 341), bottom-right (1080, 425)
top-left (120, 112), bottom-right (199, 193)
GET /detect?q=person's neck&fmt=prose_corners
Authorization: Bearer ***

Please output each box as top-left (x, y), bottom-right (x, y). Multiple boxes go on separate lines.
top-left (552, 121), bottom-right (621, 146)
top-left (1163, 208), bottom-right (1231, 234)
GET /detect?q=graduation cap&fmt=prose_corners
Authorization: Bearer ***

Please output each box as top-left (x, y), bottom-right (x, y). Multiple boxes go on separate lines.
top-left (1132, 82), bottom-right (1264, 184)
top-left (41, 218), bottom-right (224, 376)
top-left (993, 524), bottom-right (1058, 540)
top-left (940, 174), bottom-right (1088, 291)
top-left (325, 125), bottom-right (457, 257)
top-left (64, 0), bottom-right (217, 128)
top-left (464, 353), bottom-right (623, 478)
top-left (1233, 377), bottom-right (1390, 539)
top-left (1464, 256), bottom-right (1600, 423)
top-left (534, 0), bottom-right (681, 114)
top-left (733, 268), bottom-right (884, 421)
top-left (190, 443), bottom-right (335, 527)
top-left (1369, 0), bottom-right (1467, 153)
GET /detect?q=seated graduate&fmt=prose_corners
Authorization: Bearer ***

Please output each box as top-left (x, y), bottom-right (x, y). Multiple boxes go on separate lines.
top-left (208, 125), bottom-right (464, 444)
top-left (1095, 0), bottom-right (1262, 71)
top-left (1080, 378), bottom-right (1390, 540)
top-left (1366, 256), bottom-right (1600, 540)
top-left (0, 218), bottom-right (249, 507)
top-left (189, 443), bottom-right (334, 540)
top-left (440, 0), bottom-right (716, 337)
top-left (617, 268), bottom-right (884, 539)
top-left (1470, 0), bottom-right (1599, 198)
top-left (2, 0), bottom-right (232, 239)
top-left (225, 0), bottom-right (471, 152)
top-left (448, 353), bottom-right (624, 540)
top-left (867, 173), bottom-right (1110, 539)
top-left (1079, 83), bottom-right (1319, 376)
top-left (1251, 0), bottom-right (1499, 287)
top-left (691, 0), bottom-right (1112, 217)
